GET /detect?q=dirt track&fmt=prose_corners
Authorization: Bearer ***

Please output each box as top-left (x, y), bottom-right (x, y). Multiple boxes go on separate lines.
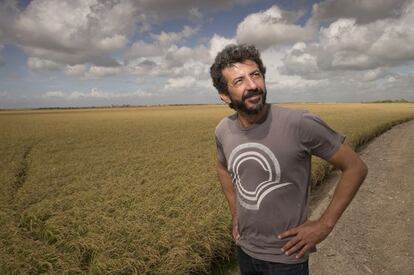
top-left (309, 119), bottom-right (414, 274)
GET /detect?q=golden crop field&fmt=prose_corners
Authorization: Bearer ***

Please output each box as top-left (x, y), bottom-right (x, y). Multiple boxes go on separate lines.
top-left (1, 103), bottom-right (413, 274)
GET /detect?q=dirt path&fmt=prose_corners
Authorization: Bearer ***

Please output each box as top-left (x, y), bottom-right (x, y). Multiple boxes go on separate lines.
top-left (309, 119), bottom-right (414, 274)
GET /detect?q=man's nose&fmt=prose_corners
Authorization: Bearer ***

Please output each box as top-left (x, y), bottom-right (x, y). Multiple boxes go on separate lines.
top-left (245, 75), bottom-right (258, 90)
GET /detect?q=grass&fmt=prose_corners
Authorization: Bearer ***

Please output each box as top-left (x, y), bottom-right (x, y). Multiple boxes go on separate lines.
top-left (0, 103), bottom-right (413, 274)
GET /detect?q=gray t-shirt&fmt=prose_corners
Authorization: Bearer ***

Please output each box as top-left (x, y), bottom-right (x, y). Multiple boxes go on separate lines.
top-left (215, 104), bottom-right (345, 264)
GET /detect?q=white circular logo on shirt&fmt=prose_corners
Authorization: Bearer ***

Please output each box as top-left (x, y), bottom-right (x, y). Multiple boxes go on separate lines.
top-left (228, 142), bottom-right (293, 210)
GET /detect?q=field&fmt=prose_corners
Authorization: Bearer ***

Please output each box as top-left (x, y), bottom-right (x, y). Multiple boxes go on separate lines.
top-left (1, 103), bottom-right (413, 274)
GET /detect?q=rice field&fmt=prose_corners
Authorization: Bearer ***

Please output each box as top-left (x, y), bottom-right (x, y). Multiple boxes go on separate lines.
top-left (0, 103), bottom-right (413, 274)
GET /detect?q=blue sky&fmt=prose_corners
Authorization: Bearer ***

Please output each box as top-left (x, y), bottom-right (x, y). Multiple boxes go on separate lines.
top-left (0, 0), bottom-right (413, 108)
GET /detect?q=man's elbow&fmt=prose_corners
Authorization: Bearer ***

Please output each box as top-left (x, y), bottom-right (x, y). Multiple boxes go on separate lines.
top-left (216, 160), bottom-right (230, 177)
top-left (356, 158), bottom-right (368, 183)
top-left (216, 160), bottom-right (227, 171)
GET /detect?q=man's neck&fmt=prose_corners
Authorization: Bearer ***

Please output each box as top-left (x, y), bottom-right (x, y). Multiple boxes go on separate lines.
top-left (237, 104), bottom-right (269, 128)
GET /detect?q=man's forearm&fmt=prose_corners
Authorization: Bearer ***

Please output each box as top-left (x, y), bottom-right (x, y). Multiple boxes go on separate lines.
top-left (319, 161), bottom-right (368, 228)
top-left (320, 145), bottom-right (368, 228)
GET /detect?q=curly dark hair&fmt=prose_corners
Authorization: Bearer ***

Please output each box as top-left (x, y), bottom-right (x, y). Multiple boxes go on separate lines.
top-left (210, 44), bottom-right (266, 94)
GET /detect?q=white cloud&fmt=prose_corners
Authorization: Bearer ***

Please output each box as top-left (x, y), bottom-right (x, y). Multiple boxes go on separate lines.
top-left (257, 30), bottom-right (411, 102)
top-left (42, 90), bottom-right (65, 98)
top-left (236, 5), bottom-right (317, 50)
top-left (165, 76), bottom-right (197, 89)
top-left (170, 60), bottom-right (210, 79)
top-left (65, 64), bottom-right (87, 76)
top-left (313, 0), bottom-right (411, 24)
top-left (85, 65), bottom-right (121, 78)
top-left (127, 59), bottom-right (160, 76)
top-left (0, 0), bottom-right (255, 80)
top-left (27, 57), bottom-right (61, 71)
top-left (5, 0), bottom-right (135, 69)
top-left (168, 45), bottom-right (200, 61)
top-left (64, 64), bottom-right (121, 78)
top-left (362, 68), bottom-right (388, 82)
top-left (97, 34), bottom-right (128, 51)
top-left (322, 8), bottom-right (414, 69)
top-left (44, 88), bottom-right (154, 100)
top-left (281, 1), bottom-right (414, 77)
top-left (126, 40), bottom-right (211, 80)
top-left (125, 41), bottom-right (163, 59)
top-left (124, 0), bottom-right (255, 26)
top-left (369, 26), bottom-right (414, 64)
top-left (165, 45), bottom-right (210, 67)
top-left (280, 43), bottom-right (320, 77)
top-left (162, 75), bottom-right (211, 96)
top-left (125, 24), bottom-right (202, 67)
top-left (189, 8), bottom-right (203, 22)
top-left (268, 74), bottom-right (323, 90)
top-left (209, 34), bottom-right (236, 59)
top-left (260, 45), bottom-right (323, 90)
top-left (150, 25), bottom-right (199, 46)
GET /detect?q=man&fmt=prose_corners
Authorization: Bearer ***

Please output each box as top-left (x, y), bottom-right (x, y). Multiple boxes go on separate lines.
top-left (210, 44), bottom-right (368, 275)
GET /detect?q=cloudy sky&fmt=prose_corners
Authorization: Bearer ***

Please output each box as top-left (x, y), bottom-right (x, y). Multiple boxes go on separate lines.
top-left (0, 0), bottom-right (413, 108)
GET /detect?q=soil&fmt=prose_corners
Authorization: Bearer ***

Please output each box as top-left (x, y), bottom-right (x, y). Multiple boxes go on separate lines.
top-left (228, 119), bottom-right (414, 275)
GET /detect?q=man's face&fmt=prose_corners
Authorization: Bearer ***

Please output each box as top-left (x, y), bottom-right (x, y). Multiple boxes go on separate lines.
top-left (221, 60), bottom-right (267, 115)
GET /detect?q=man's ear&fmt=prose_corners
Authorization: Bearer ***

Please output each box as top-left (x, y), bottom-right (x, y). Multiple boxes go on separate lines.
top-left (219, 92), bottom-right (231, 104)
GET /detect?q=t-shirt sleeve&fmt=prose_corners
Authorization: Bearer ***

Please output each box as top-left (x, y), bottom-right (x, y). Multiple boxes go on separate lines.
top-left (299, 112), bottom-right (346, 160)
top-left (215, 135), bottom-right (227, 166)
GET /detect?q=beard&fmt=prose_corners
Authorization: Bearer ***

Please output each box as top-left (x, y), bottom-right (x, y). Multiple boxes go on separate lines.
top-left (229, 87), bottom-right (267, 115)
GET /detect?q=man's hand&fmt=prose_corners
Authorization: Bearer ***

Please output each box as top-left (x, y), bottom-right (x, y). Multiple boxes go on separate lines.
top-left (278, 220), bottom-right (333, 258)
top-left (278, 144), bottom-right (367, 259)
top-left (232, 221), bottom-right (240, 242)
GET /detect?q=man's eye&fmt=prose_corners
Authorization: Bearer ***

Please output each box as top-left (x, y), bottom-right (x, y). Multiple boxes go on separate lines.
top-left (234, 79), bottom-right (242, 85)
top-left (252, 72), bottom-right (261, 78)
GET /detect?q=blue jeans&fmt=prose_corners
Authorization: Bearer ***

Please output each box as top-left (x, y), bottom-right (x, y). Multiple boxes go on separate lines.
top-left (237, 246), bottom-right (309, 275)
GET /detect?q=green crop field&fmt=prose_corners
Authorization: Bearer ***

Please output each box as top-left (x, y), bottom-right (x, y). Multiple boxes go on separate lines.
top-left (1, 103), bottom-right (413, 274)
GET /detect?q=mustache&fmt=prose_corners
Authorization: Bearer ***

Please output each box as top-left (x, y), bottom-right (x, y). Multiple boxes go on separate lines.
top-left (242, 89), bottom-right (264, 101)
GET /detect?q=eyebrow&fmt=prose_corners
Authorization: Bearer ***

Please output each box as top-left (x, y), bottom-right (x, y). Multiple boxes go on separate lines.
top-left (249, 69), bottom-right (261, 75)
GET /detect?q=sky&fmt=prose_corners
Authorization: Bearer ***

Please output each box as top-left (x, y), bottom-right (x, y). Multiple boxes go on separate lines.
top-left (0, 0), bottom-right (413, 109)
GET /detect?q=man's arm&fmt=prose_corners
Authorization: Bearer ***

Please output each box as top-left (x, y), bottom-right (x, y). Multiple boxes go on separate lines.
top-left (216, 160), bottom-right (240, 241)
top-left (279, 143), bottom-right (368, 258)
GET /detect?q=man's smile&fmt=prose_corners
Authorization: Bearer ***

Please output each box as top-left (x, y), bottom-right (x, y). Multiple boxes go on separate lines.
top-left (245, 94), bottom-right (262, 104)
